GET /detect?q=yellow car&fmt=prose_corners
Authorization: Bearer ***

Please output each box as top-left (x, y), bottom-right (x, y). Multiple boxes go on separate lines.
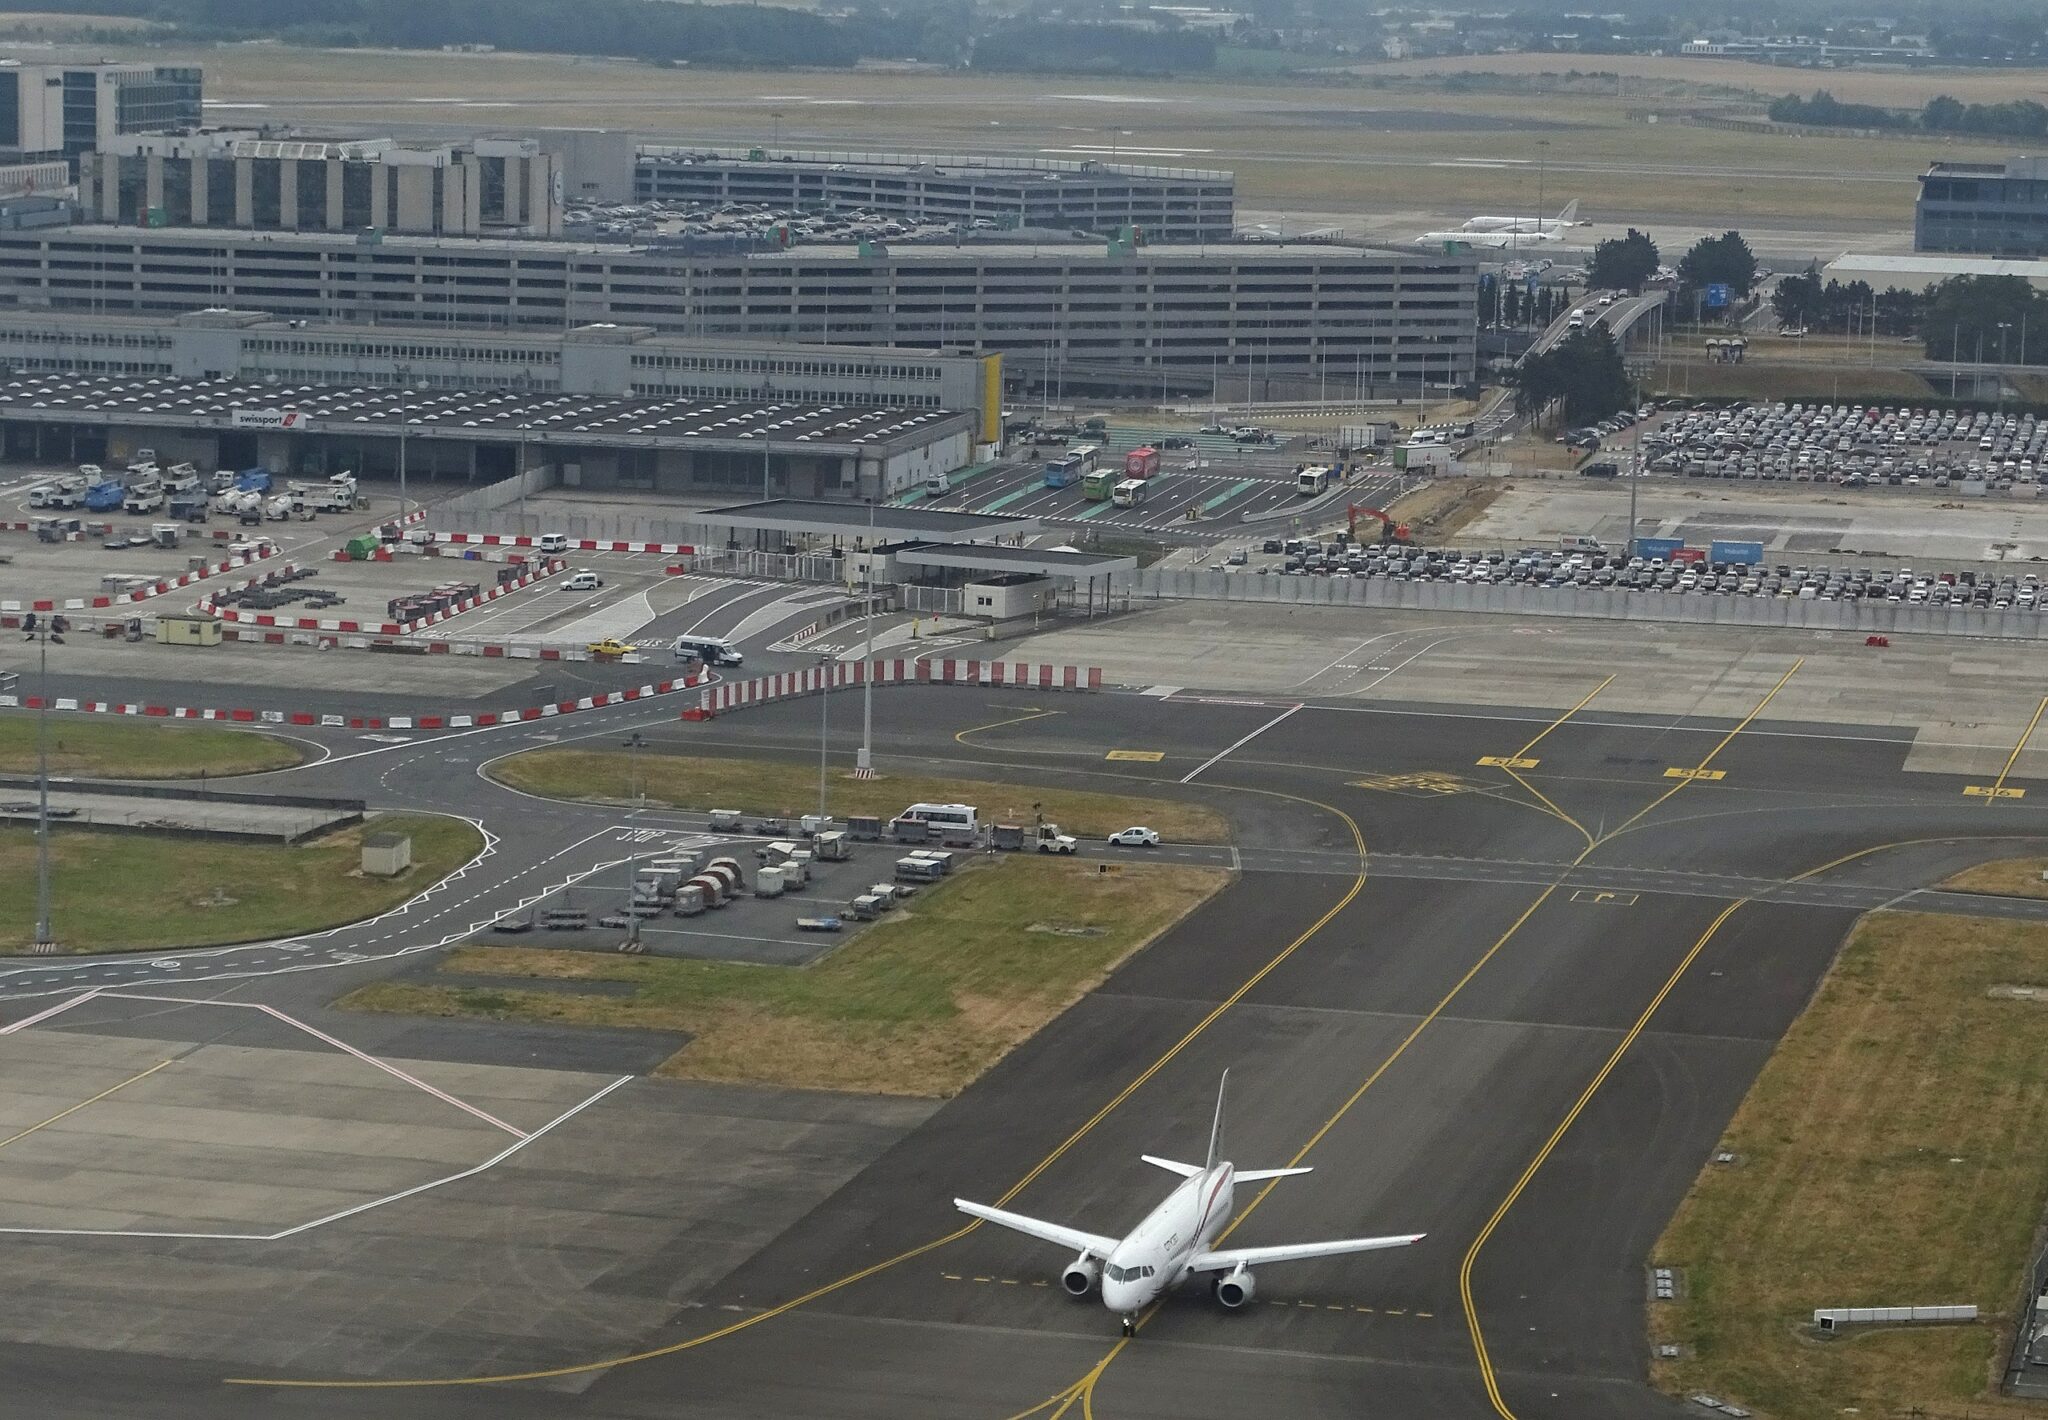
top-left (586, 638), bottom-right (638, 657)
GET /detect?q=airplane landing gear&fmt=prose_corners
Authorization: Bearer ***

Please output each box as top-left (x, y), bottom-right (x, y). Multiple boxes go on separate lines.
top-left (1120, 1315), bottom-right (1135, 1338)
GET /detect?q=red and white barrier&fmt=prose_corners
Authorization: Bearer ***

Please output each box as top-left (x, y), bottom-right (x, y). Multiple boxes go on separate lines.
top-left (433, 532), bottom-right (696, 556)
top-left (0, 541), bottom-right (276, 622)
top-left (0, 671), bottom-right (706, 732)
top-left (199, 558), bottom-right (564, 636)
top-left (687, 659), bottom-right (1101, 718)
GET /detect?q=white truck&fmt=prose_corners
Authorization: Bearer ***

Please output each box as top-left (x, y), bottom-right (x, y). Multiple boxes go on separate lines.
top-left (123, 482), bottom-right (165, 514)
top-left (1035, 822), bottom-right (1078, 855)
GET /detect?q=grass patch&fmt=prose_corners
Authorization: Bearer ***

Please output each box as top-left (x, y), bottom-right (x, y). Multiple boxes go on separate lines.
top-left (0, 813), bottom-right (482, 954)
top-left (1651, 910), bottom-right (2048, 1420)
top-left (0, 713), bottom-right (302, 779)
top-left (489, 749), bottom-right (1229, 843)
top-left (1648, 359), bottom-right (1936, 404)
top-left (1942, 858), bottom-right (2048, 900)
top-left (341, 857), bottom-right (1226, 1096)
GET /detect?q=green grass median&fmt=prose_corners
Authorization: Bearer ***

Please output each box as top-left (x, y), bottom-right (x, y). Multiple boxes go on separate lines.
top-left (0, 713), bottom-right (302, 779)
top-left (342, 857), bottom-right (1228, 1096)
top-left (0, 813), bottom-right (483, 953)
top-left (489, 748), bottom-right (1230, 844)
top-left (1652, 910), bottom-right (2048, 1419)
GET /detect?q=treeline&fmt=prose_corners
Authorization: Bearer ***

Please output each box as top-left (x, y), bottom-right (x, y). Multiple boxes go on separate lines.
top-left (17, 0), bottom-right (963, 66)
top-left (1771, 269), bottom-right (2048, 363)
top-left (1768, 88), bottom-right (2048, 140)
top-left (971, 22), bottom-right (1215, 73)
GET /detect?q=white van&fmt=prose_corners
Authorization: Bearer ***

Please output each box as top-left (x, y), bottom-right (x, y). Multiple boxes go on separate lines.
top-left (923, 474), bottom-right (951, 497)
top-left (563, 569), bottom-right (603, 592)
top-left (898, 802), bottom-right (978, 833)
top-left (537, 532), bottom-right (570, 553)
top-left (673, 634), bottom-right (743, 666)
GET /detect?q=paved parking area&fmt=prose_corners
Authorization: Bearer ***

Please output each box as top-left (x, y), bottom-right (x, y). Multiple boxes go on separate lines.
top-left (506, 822), bottom-right (906, 966)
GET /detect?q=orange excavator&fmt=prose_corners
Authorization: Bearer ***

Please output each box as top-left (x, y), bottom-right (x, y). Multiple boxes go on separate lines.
top-left (1348, 504), bottom-right (1411, 544)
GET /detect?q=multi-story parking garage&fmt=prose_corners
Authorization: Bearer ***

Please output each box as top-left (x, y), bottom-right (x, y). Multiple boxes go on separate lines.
top-left (634, 147), bottom-right (1236, 244)
top-left (0, 226), bottom-right (1478, 396)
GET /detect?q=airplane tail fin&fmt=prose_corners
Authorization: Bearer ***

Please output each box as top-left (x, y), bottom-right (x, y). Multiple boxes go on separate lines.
top-left (1558, 199), bottom-right (1580, 224)
top-left (1207, 1070), bottom-right (1227, 1170)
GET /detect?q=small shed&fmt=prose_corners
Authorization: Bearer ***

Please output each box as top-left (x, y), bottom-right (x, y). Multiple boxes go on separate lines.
top-left (362, 832), bottom-right (413, 877)
top-left (156, 611), bottom-right (223, 647)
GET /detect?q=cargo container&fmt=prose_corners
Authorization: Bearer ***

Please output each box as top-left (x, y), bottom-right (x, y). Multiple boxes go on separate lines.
top-left (1707, 540), bottom-right (1765, 566)
top-left (687, 873), bottom-right (726, 908)
top-left (991, 823), bottom-right (1026, 852)
top-left (755, 866), bottom-right (787, 898)
top-left (813, 830), bottom-right (850, 862)
top-left (895, 857), bottom-right (945, 883)
top-left (1632, 536), bottom-right (1685, 559)
top-left (1671, 546), bottom-right (1708, 565)
top-left (910, 849), bottom-right (957, 875)
top-left (673, 883), bottom-right (706, 916)
top-left (846, 815), bottom-right (884, 842)
top-left (709, 809), bottom-right (743, 832)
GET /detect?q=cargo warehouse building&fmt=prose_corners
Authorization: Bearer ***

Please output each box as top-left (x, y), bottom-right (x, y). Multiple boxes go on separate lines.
top-left (0, 370), bottom-right (976, 498)
top-left (635, 147), bottom-right (1235, 244)
top-left (0, 307), bottom-right (1001, 440)
top-left (0, 226), bottom-right (1478, 394)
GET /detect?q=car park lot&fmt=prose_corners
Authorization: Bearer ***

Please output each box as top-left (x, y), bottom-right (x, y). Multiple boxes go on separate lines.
top-left (1243, 534), bottom-right (2048, 609)
top-left (1613, 399), bottom-right (2048, 489)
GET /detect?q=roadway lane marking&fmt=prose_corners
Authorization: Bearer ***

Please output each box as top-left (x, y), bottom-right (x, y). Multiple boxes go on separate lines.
top-left (0, 1057), bottom-right (173, 1152)
top-left (1179, 702), bottom-right (1303, 784)
top-left (1200, 478), bottom-right (1258, 513)
top-left (1975, 694), bottom-right (2048, 803)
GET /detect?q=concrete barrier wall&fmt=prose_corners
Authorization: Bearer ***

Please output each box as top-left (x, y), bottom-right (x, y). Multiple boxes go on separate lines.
top-left (1126, 567), bottom-right (2048, 640)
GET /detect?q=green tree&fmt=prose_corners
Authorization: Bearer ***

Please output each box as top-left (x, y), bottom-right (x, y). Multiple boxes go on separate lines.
top-left (1922, 274), bottom-right (2045, 363)
top-left (1772, 265), bottom-right (1824, 330)
top-left (1588, 227), bottom-right (1659, 292)
top-left (1677, 231), bottom-right (1758, 319)
top-left (1509, 326), bottom-right (1632, 425)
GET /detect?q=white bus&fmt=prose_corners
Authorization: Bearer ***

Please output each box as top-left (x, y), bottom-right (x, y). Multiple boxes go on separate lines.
top-left (1111, 477), bottom-right (1147, 507)
top-left (1295, 465), bottom-right (1331, 496)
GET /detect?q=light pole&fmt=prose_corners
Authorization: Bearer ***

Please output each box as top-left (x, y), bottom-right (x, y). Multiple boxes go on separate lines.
top-left (855, 493), bottom-right (877, 779)
top-left (395, 363), bottom-right (411, 518)
top-left (2000, 323), bottom-right (2014, 414)
top-left (25, 611), bottom-right (63, 951)
top-left (621, 731), bottom-right (644, 949)
top-left (816, 652), bottom-right (832, 820)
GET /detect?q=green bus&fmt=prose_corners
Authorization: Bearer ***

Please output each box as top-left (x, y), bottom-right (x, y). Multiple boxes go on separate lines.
top-left (1081, 469), bottom-right (1117, 501)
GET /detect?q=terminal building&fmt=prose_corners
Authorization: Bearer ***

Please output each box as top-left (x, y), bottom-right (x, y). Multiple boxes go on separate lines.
top-left (0, 59), bottom-right (202, 164)
top-left (0, 225), bottom-right (1478, 395)
top-left (1916, 157), bottom-right (2048, 258)
top-left (78, 133), bottom-right (564, 237)
top-left (635, 147), bottom-right (1236, 244)
top-left (0, 307), bottom-right (1001, 440)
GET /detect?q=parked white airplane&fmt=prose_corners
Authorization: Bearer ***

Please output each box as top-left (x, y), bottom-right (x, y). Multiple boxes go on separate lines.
top-left (1416, 200), bottom-right (1585, 249)
top-left (954, 1073), bottom-right (1422, 1336)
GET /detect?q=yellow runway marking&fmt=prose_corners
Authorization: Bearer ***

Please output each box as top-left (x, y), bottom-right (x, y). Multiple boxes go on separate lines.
top-left (1476, 755), bottom-right (1540, 770)
top-left (1505, 675), bottom-right (1615, 764)
top-left (1608, 659), bottom-right (1802, 842)
top-left (1979, 694), bottom-right (2048, 804)
top-left (1660, 767), bottom-right (1725, 782)
top-left (0, 1058), bottom-right (173, 1153)
top-left (1964, 785), bottom-right (2026, 799)
top-left (1105, 750), bottom-right (1165, 762)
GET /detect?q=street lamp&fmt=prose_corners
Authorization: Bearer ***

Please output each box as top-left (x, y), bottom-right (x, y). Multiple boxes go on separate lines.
top-left (21, 611), bottom-right (66, 951)
top-left (856, 493), bottom-right (878, 779)
top-left (395, 363), bottom-right (412, 518)
top-left (1999, 323), bottom-right (2014, 413)
top-left (816, 652), bottom-right (832, 820)
top-left (620, 731), bottom-right (645, 949)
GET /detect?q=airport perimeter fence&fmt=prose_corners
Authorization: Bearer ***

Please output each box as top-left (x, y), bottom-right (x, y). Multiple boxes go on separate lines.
top-left (1125, 567), bottom-right (2048, 641)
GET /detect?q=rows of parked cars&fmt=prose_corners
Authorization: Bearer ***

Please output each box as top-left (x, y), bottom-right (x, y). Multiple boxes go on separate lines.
top-left (1636, 401), bottom-right (2048, 486)
top-left (1249, 539), bottom-right (2048, 608)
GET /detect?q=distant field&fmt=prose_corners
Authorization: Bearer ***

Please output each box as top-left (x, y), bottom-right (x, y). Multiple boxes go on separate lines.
top-left (1646, 358), bottom-right (1935, 403)
top-left (170, 43), bottom-right (2000, 227)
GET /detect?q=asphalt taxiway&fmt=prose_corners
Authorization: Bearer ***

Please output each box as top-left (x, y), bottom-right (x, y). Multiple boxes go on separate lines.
top-left (6, 672), bottom-right (2048, 1420)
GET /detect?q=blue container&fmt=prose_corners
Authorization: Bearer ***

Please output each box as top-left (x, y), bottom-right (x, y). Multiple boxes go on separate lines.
top-left (1709, 540), bottom-right (1765, 566)
top-left (1633, 536), bottom-right (1684, 559)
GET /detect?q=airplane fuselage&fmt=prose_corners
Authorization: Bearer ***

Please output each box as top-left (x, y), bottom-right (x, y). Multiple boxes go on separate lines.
top-left (1100, 1162), bottom-right (1235, 1318)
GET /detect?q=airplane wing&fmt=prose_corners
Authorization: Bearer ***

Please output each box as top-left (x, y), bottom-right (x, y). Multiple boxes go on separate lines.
top-left (955, 1198), bottom-right (1119, 1258)
top-left (1189, 1233), bottom-right (1425, 1273)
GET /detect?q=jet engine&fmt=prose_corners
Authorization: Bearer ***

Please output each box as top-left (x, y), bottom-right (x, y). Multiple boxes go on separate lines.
top-left (1061, 1256), bottom-right (1102, 1297)
top-left (1213, 1267), bottom-right (1256, 1309)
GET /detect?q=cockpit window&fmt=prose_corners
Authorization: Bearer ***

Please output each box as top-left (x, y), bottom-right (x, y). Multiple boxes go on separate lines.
top-left (1104, 1264), bottom-right (1154, 1282)
top-left (1106, 1264), bottom-right (1128, 1282)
